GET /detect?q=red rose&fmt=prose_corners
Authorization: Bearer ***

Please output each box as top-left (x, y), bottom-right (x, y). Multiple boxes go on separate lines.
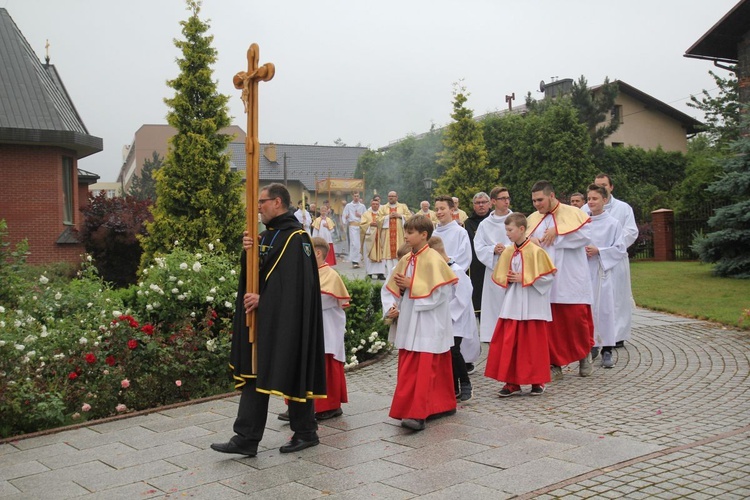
top-left (129, 320), bottom-right (139, 328)
top-left (85, 353), bottom-right (96, 364)
top-left (127, 339), bottom-right (138, 350)
top-left (141, 324), bottom-right (154, 336)
top-left (105, 355), bottom-right (116, 366)
top-left (206, 320), bottom-right (214, 327)
top-left (211, 310), bottom-right (218, 319)
top-left (68, 372), bottom-right (78, 380)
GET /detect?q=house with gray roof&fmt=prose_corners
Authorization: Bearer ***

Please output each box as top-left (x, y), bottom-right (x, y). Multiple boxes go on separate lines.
top-left (0, 8), bottom-right (103, 264)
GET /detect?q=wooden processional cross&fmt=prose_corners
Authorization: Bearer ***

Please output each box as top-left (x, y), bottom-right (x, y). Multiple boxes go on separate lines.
top-left (233, 43), bottom-right (275, 373)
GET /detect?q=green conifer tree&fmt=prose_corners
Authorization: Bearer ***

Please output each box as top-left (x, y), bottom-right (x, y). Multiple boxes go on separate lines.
top-left (129, 151), bottom-right (162, 201)
top-left (436, 82), bottom-right (498, 206)
top-left (140, 0), bottom-right (244, 265)
top-left (692, 110), bottom-right (750, 278)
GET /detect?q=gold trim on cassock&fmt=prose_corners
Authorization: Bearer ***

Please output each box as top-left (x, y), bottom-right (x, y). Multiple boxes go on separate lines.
top-left (526, 201), bottom-right (590, 237)
top-left (492, 239), bottom-right (557, 288)
top-left (318, 264), bottom-right (351, 306)
top-left (385, 244), bottom-right (458, 299)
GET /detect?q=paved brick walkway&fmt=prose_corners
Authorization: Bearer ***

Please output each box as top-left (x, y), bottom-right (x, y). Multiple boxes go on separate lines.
top-left (1, 265), bottom-right (749, 498)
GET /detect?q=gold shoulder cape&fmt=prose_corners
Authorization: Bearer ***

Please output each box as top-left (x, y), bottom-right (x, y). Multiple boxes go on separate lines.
top-left (317, 264), bottom-right (350, 306)
top-left (385, 245), bottom-right (458, 299)
top-left (526, 202), bottom-right (590, 237)
top-left (492, 239), bottom-right (556, 288)
top-left (311, 216), bottom-right (335, 231)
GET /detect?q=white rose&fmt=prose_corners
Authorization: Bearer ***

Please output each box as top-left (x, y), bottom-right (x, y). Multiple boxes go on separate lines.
top-left (79, 337), bottom-right (88, 345)
top-left (177, 295), bottom-right (186, 301)
top-left (195, 253), bottom-right (202, 259)
top-left (56, 293), bottom-right (63, 301)
top-left (180, 263), bottom-right (188, 270)
top-left (172, 288), bottom-right (179, 294)
top-left (230, 269), bottom-right (236, 275)
top-left (208, 243), bottom-right (214, 251)
top-left (190, 312), bottom-right (196, 318)
top-left (15, 344), bottom-right (25, 351)
top-left (0, 340), bottom-right (5, 346)
top-left (209, 287), bottom-right (216, 294)
top-left (113, 310), bottom-right (122, 318)
top-left (146, 304), bottom-right (153, 311)
top-left (177, 280), bottom-right (184, 286)
top-left (39, 275), bottom-right (49, 284)
top-left (224, 301), bottom-right (232, 308)
top-left (206, 296), bottom-right (214, 303)
top-left (192, 262), bottom-right (202, 272)
top-left (219, 276), bottom-right (226, 282)
top-left (0, 306), bottom-right (4, 313)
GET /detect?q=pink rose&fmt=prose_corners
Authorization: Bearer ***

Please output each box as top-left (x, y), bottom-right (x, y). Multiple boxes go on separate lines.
top-left (82, 403), bottom-right (91, 412)
top-left (175, 380), bottom-right (182, 387)
top-left (116, 403), bottom-right (127, 413)
top-left (121, 379), bottom-right (130, 389)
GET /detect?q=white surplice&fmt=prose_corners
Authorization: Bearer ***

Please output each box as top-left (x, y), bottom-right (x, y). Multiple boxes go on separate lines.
top-left (433, 221), bottom-right (472, 273)
top-left (499, 249), bottom-right (554, 321)
top-left (448, 261), bottom-right (478, 342)
top-left (587, 212), bottom-right (627, 348)
top-left (474, 212), bottom-right (512, 341)
top-left (321, 294), bottom-right (347, 362)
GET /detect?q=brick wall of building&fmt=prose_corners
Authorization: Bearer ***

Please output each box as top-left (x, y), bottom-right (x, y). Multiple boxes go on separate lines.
top-left (739, 31), bottom-right (750, 108)
top-left (0, 144), bottom-right (85, 265)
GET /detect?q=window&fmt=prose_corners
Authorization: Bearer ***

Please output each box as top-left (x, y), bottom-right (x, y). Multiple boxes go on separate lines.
top-left (62, 157), bottom-right (74, 225)
top-left (612, 105), bottom-right (623, 124)
top-left (611, 142), bottom-right (624, 148)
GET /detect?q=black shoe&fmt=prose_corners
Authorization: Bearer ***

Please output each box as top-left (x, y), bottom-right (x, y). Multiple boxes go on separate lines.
top-left (427, 408), bottom-right (457, 421)
top-left (210, 440), bottom-right (257, 457)
top-left (279, 436), bottom-right (320, 453)
top-left (401, 418), bottom-right (426, 431)
top-left (378, 274), bottom-right (387, 280)
top-left (465, 363), bottom-right (476, 375)
top-left (277, 410), bottom-right (290, 421)
top-left (615, 341), bottom-right (625, 348)
top-left (315, 407), bottom-right (343, 420)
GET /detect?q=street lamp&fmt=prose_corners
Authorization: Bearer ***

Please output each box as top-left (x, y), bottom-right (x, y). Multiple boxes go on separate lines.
top-left (422, 177), bottom-right (435, 192)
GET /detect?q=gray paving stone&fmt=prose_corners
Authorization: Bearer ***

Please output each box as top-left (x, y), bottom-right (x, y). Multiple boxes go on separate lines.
top-left (119, 425), bottom-right (213, 450)
top-left (143, 459), bottom-right (250, 492)
top-left (73, 481), bottom-right (164, 499)
top-left (8, 460), bottom-right (114, 493)
top-left (88, 412), bottom-right (176, 434)
top-left (381, 458), bottom-right (498, 495)
top-left (100, 441), bottom-right (199, 469)
top-left (321, 422), bottom-right (406, 449)
top-left (299, 458), bottom-right (414, 494)
top-left (549, 437), bottom-right (663, 468)
top-left (235, 481), bottom-right (323, 500)
top-left (321, 481), bottom-right (417, 499)
top-left (466, 437), bottom-right (577, 469)
top-left (152, 480), bottom-right (246, 499)
top-left (0, 442), bottom-right (77, 468)
top-left (308, 438), bottom-right (412, 469)
top-left (418, 481), bottom-right (514, 500)
top-left (36, 442), bottom-right (135, 470)
top-left (76, 460), bottom-right (184, 492)
top-left (0, 480), bottom-right (21, 496)
top-left (474, 456), bottom-right (591, 494)
top-left (219, 459), bottom-right (334, 493)
top-left (382, 438), bottom-right (490, 470)
top-left (2, 480), bottom-right (91, 499)
top-left (383, 422), bottom-right (484, 449)
top-left (9, 427), bottom-right (102, 450)
top-left (140, 411), bottom-right (226, 433)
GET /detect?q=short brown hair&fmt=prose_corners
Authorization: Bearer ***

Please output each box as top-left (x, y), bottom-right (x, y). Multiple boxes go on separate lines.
top-left (587, 183), bottom-right (609, 200)
top-left (531, 180), bottom-right (554, 195)
top-left (489, 186), bottom-right (509, 199)
top-left (434, 195), bottom-right (455, 209)
top-left (311, 236), bottom-right (329, 258)
top-left (404, 214), bottom-right (434, 239)
top-left (427, 236), bottom-right (448, 259)
top-left (505, 212), bottom-right (527, 230)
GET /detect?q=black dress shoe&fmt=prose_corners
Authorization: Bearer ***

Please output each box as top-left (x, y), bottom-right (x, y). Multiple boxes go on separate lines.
top-left (315, 407), bottom-right (343, 420)
top-left (277, 410), bottom-right (290, 421)
top-left (279, 436), bottom-right (320, 453)
top-left (210, 440), bottom-right (257, 457)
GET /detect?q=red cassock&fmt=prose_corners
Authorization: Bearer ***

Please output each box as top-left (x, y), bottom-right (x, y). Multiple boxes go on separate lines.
top-left (315, 354), bottom-right (347, 412)
top-left (485, 319), bottom-right (551, 385)
top-left (389, 350), bottom-right (456, 420)
top-left (548, 303), bottom-right (594, 366)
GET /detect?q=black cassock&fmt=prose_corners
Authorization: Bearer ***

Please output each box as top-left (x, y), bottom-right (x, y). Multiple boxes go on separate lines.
top-left (230, 212), bottom-right (326, 402)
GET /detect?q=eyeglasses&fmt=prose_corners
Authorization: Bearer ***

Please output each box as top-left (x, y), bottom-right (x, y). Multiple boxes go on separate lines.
top-left (494, 197), bottom-right (511, 201)
top-left (473, 200), bottom-right (489, 204)
top-left (257, 198), bottom-right (275, 206)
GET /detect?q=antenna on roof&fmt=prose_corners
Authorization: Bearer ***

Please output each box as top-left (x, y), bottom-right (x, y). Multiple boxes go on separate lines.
top-left (44, 39), bottom-right (50, 65)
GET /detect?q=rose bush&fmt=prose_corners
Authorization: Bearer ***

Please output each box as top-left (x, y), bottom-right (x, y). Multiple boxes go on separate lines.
top-left (0, 235), bottom-right (390, 438)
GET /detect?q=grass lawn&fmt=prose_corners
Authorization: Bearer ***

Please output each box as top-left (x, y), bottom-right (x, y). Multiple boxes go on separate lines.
top-left (630, 261), bottom-right (750, 329)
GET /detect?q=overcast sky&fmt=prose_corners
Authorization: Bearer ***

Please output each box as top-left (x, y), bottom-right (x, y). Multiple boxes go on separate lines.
top-left (3, 0), bottom-right (739, 182)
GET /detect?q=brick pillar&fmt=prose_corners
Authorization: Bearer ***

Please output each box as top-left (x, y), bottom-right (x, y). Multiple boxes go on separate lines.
top-left (651, 209), bottom-right (675, 261)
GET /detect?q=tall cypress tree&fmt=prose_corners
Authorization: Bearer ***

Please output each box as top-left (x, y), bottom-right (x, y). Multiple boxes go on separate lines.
top-left (141, 0), bottom-right (244, 265)
top-left (436, 82), bottom-right (498, 206)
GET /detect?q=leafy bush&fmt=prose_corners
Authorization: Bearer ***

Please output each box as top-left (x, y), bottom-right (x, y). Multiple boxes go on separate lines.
top-left (0, 219), bottom-right (30, 308)
top-left (0, 232), bottom-right (390, 437)
top-left (80, 193), bottom-right (153, 287)
top-left (341, 276), bottom-right (391, 368)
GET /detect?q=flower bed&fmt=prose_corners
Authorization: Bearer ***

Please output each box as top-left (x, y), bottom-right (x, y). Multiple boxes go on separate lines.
top-left (0, 233), bottom-right (389, 438)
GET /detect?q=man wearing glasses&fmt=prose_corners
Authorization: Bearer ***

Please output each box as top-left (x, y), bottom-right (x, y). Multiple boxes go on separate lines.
top-left (212, 183), bottom-right (326, 457)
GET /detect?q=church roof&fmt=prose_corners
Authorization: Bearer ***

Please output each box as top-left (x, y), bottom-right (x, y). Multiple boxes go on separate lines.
top-left (0, 8), bottom-right (102, 158)
top-left (684, 0), bottom-right (750, 63)
top-left (229, 143), bottom-right (367, 191)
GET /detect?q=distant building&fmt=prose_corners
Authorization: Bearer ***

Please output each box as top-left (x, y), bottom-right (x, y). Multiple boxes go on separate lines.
top-left (117, 124), bottom-right (246, 193)
top-left (89, 182), bottom-right (123, 199)
top-left (385, 79), bottom-right (702, 154)
top-left (0, 8), bottom-right (103, 264)
top-left (684, 0), bottom-right (750, 105)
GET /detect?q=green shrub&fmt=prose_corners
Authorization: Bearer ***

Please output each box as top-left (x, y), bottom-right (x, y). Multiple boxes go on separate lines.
top-left (341, 277), bottom-right (391, 368)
